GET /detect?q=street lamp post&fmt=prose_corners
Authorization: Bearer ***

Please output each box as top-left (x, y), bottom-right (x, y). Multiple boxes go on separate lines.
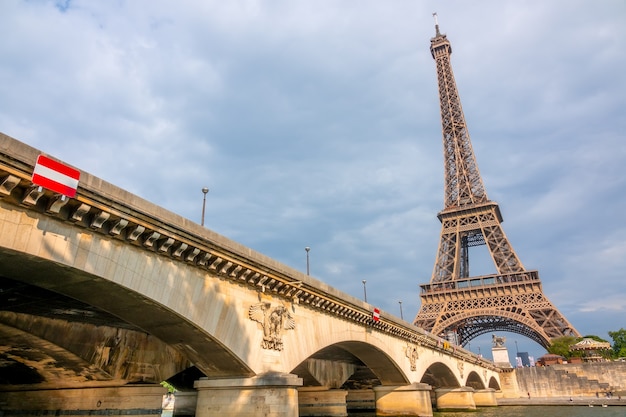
top-left (398, 300), bottom-right (404, 320)
top-left (362, 280), bottom-right (367, 302)
top-left (201, 187), bottom-right (209, 226)
top-left (305, 247), bottom-right (310, 275)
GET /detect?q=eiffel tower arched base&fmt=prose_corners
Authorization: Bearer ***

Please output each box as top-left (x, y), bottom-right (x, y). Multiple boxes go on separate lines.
top-left (414, 271), bottom-right (580, 349)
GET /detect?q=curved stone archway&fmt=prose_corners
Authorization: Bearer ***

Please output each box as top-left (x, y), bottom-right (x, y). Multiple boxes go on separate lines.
top-left (488, 376), bottom-right (501, 390)
top-left (465, 370), bottom-right (485, 389)
top-left (0, 245), bottom-right (255, 383)
top-left (420, 362), bottom-right (460, 389)
top-left (289, 341), bottom-right (409, 389)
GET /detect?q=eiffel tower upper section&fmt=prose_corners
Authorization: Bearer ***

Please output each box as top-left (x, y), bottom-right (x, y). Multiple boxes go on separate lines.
top-left (428, 17), bottom-right (525, 282)
top-left (413, 16), bottom-right (580, 347)
top-left (431, 20), bottom-right (488, 212)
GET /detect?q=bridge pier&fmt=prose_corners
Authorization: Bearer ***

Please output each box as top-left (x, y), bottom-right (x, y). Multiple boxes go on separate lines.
top-left (298, 387), bottom-right (347, 417)
top-left (346, 389), bottom-right (375, 411)
top-left (0, 385), bottom-right (166, 417)
top-left (373, 383), bottom-right (433, 417)
top-left (434, 387), bottom-right (476, 411)
top-left (194, 373), bottom-right (302, 417)
top-left (171, 391), bottom-right (198, 416)
top-left (473, 388), bottom-right (498, 406)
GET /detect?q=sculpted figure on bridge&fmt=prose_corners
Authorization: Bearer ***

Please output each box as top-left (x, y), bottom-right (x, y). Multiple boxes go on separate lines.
top-left (249, 302), bottom-right (296, 351)
top-left (405, 344), bottom-right (419, 371)
top-left (492, 334), bottom-right (506, 348)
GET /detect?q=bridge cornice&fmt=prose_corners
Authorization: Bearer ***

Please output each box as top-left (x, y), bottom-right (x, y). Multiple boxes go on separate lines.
top-left (0, 132), bottom-right (499, 372)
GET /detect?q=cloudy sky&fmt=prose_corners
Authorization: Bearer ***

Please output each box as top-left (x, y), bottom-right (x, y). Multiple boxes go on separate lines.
top-left (1, 0), bottom-right (625, 362)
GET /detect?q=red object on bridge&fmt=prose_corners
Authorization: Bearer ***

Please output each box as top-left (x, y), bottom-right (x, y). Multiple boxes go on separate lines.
top-left (31, 154), bottom-right (80, 198)
top-left (372, 308), bottom-right (380, 322)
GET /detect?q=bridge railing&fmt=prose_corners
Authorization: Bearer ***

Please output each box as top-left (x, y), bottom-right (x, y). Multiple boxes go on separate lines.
top-left (0, 132), bottom-right (500, 373)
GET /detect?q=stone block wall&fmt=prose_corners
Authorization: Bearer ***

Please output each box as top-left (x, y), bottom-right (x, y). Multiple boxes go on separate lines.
top-left (515, 362), bottom-right (626, 398)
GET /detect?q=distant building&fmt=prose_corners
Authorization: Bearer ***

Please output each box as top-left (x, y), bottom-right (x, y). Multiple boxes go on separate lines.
top-left (517, 352), bottom-right (531, 367)
top-left (537, 354), bottom-right (564, 366)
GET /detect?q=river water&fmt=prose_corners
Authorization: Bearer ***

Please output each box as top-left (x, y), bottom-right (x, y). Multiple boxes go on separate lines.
top-left (434, 405), bottom-right (625, 417)
top-left (350, 405), bottom-right (625, 417)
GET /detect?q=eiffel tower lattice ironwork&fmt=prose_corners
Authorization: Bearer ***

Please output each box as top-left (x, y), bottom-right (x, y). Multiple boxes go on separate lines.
top-left (413, 17), bottom-right (580, 349)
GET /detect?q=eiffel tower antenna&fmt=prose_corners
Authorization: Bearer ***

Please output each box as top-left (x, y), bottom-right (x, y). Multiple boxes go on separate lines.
top-left (413, 19), bottom-right (580, 349)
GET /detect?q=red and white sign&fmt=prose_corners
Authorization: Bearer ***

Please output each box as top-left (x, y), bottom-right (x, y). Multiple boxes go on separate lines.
top-left (372, 308), bottom-right (380, 322)
top-left (32, 154), bottom-right (80, 198)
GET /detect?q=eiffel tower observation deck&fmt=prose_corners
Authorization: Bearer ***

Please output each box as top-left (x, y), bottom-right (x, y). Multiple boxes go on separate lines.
top-left (413, 15), bottom-right (580, 349)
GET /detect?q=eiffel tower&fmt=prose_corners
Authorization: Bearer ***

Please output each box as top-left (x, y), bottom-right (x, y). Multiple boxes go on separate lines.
top-left (413, 16), bottom-right (580, 349)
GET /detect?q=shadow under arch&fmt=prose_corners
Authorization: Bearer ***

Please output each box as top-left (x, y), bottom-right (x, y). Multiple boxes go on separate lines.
top-left (465, 370), bottom-right (486, 389)
top-left (420, 362), bottom-right (460, 389)
top-left (488, 376), bottom-right (501, 390)
top-left (290, 340), bottom-right (409, 389)
top-left (0, 247), bottom-right (254, 386)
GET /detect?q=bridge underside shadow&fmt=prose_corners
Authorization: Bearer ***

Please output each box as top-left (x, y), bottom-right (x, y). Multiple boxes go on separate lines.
top-left (290, 341), bottom-right (408, 390)
top-left (0, 246), bottom-right (254, 390)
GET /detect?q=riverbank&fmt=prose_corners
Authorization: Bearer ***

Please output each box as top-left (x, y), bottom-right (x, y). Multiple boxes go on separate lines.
top-left (498, 396), bottom-right (625, 406)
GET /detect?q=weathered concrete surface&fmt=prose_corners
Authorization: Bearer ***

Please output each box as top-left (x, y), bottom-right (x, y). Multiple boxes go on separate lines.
top-left (497, 369), bottom-right (521, 398)
top-left (194, 373), bottom-right (302, 417)
top-left (473, 388), bottom-right (498, 406)
top-left (345, 389), bottom-right (375, 411)
top-left (434, 386), bottom-right (476, 411)
top-left (298, 387), bottom-right (348, 417)
top-left (0, 312), bottom-right (189, 388)
top-left (374, 383), bottom-right (433, 417)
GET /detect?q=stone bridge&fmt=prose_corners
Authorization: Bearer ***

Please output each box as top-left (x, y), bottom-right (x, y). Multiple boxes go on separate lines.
top-left (0, 133), bottom-right (504, 417)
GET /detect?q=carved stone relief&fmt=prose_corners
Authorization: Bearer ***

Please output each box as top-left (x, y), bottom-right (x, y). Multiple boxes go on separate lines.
top-left (248, 302), bottom-right (295, 351)
top-left (405, 344), bottom-right (419, 371)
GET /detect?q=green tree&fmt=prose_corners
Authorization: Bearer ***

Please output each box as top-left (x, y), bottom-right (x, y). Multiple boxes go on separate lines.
top-left (582, 334), bottom-right (609, 343)
top-left (608, 328), bottom-right (626, 358)
top-left (547, 336), bottom-right (579, 358)
top-left (160, 380), bottom-right (176, 393)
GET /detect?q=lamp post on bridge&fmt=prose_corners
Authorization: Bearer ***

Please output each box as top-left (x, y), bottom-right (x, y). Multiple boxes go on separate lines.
top-left (398, 300), bottom-right (404, 320)
top-left (305, 247), bottom-right (310, 275)
top-left (201, 187), bottom-right (209, 226)
top-left (362, 280), bottom-right (367, 302)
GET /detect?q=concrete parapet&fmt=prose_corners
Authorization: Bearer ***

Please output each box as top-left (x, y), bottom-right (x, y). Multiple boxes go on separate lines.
top-left (473, 388), bottom-right (498, 407)
top-left (373, 383), bottom-right (433, 417)
top-left (298, 387), bottom-right (347, 417)
top-left (0, 385), bottom-right (166, 417)
top-left (194, 373), bottom-right (302, 417)
top-left (434, 386), bottom-right (476, 411)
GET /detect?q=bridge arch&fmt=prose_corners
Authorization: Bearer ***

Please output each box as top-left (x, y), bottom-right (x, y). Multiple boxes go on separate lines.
top-left (0, 246), bottom-right (254, 384)
top-left (465, 370), bottom-right (486, 389)
top-left (419, 362), bottom-right (460, 388)
top-left (289, 341), bottom-right (408, 388)
top-left (488, 376), bottom-right (501, 390)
